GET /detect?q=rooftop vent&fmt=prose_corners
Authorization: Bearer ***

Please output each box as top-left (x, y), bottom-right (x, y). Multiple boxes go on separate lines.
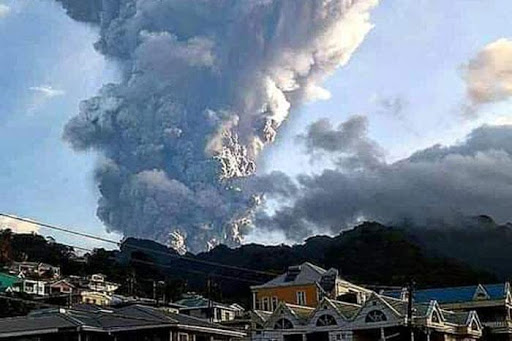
top-left (284, 265), bottom-right (302, 282)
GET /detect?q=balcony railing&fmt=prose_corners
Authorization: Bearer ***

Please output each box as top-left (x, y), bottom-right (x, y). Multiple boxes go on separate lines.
top-left (484, 320), bottom-right (512, 329)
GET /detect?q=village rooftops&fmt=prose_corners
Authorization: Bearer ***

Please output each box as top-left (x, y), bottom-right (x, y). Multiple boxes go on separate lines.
top-left (383, 282), bottom-right (511, 305)
top-left (0, 304), bottom-right (246, 339)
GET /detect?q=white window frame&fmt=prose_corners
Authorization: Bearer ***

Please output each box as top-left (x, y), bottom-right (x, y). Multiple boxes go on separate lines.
top-left (271, 296), bottom-right (278, 310)
top-left (262, 297), bottom-right (270, 311)
top-left (296, 291), bottom-right (306, 305)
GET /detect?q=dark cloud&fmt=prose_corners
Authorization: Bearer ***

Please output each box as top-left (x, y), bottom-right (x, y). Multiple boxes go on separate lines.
top-left (59, 0), bottom-right (378, 252)
top-left (298, 115), bottom-right (384, 170)
top-left (260, 121), bottom-right (512, 241)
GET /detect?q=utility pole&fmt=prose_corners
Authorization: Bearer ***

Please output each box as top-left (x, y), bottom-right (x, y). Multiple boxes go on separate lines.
top-left (207, 276), bottom-right (213, 323)
top-left (407, 280), bottom-right (415, 341)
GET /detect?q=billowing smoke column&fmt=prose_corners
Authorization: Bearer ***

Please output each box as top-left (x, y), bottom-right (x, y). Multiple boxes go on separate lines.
top-left (59, 0), bottom-right (378, 253)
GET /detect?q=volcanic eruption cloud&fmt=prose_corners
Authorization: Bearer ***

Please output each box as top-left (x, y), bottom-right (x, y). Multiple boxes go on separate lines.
top-left (59, 0), bottom-right (378, 253)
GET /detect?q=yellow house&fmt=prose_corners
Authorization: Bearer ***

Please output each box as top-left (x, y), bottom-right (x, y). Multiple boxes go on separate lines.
top-left (81, 290), bottom-right (112, 306)
top-left (250, 262), bottom-right (370, 311)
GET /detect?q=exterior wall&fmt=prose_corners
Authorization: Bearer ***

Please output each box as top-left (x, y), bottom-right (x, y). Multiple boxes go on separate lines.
top-left (183, 307), bottom-right (237, 323)
top-left (81, 291), bottom-right (111, 306)
top-left (254, 285), bottom-right (320, 310)
top-left (22, 280), bottom-right (47, 296)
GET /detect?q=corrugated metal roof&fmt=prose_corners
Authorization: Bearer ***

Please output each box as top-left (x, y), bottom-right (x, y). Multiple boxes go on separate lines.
top-left (0, 304), bottom-right (243, 337)
top-left (384, 283), bottom-right (507, 304)
top-left (328, 299), bottom-right (361, 319)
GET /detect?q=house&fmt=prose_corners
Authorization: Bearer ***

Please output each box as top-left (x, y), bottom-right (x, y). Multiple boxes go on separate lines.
top-left (65, 273), bottom-right (120, 306)
top-left (0, 304), bottom-right (246, 340)
top-left (11, 279), bottom-right (48, 296)
top-left (176, 294), bottom-right (245, 323)
top-left (384, 282), bottom-right (512, 340)
top-left (252, 293), bottom-right (483, 341)
top-left (0, 272), bottom-right (20, 292)
top-left (8, 261), bottom-right (60, 279)
top-left (80, 290), bottom-right (113, 306)
top-left (49, 279), bottom-right (75, 295)
top-left (85, 273), bottom-right (119, 294)
top-left (250, 262), bottom-right (371, 311)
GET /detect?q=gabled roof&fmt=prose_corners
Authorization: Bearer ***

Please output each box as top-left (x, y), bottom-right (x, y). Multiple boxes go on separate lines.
top-left (0, 272), bottom-right (21, 290)
top-left (50, 279), bottom-right (75, 288)
top-left (286, 304), bottom-right (315, 323)
top-left (251, 262), bottom-right (327, 289)
top-left (264, 302), bottom-right (315, 328)
top-left (0, 313), bottom-right (80, 337)
top-left (252, 310), bottom-right (273, 324)
top-left (384, 283), bottom-right (509, 304)
top-left (316, 297), bottom-right (361, 320)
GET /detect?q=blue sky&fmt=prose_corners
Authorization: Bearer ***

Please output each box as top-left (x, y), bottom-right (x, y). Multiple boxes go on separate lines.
top-left (0, 0), bottom-right (120, 248)
top-left (264, 0), bottom-right (512, 175)
top-left (1, 0), bottom-right (511, 248)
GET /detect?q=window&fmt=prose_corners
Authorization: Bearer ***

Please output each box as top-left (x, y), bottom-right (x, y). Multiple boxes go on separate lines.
top-left (271, 297), bottom-right (278, 310)
top-left (316, 314), bottom-right (337, 326)
top-left (296, 291), bottom-right (306, 305)
top-left (178, 333), bottom-right (189, 341)
top-left (365, 310), bottom-right (387, 323)
top-left (274, 318), bottom-right (294, 329)
top-left (263, 297), bottom-right (270, 311)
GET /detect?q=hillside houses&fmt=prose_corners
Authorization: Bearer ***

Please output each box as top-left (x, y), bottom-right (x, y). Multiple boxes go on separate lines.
top-left (177, 293), bottom-right (245, 323)
top-left (384, 283), bottom-right (512, 340)
top-left (0, 259), bottom-right (511, 341)
top-left (1, 261), bottom-right (120, 306)
top-left (0, 305), bottom-right (246, 340)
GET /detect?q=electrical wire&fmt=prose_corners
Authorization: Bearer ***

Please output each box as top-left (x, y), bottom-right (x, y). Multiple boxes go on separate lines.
top-left (0, 213), bottom-right (279, 277)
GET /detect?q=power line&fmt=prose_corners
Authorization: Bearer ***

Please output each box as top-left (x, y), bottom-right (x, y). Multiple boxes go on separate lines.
top-left (0, 213), bottom-right (119, 246)
top-left (0, 212), bottom-right (279, 277)
top-left (15, 238), bottom-right (266, 284)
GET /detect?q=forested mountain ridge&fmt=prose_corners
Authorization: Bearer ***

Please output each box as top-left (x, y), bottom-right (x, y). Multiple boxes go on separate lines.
top-left (1, 216), bottom-right (510, 307)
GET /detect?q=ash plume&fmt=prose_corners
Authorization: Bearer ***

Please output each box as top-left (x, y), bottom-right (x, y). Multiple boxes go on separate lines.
top-left (58, 0), bottom-right (378, 252)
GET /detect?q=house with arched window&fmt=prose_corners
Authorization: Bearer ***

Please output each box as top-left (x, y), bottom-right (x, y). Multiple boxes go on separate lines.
top-left (383, 282), bottom-right (512, 340)
top-left (251, 293), bottom-right (483, 341)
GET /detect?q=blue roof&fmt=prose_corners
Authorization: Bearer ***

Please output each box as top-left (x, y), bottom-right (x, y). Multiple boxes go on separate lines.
top-left (383, 283), bottom-right (508, 304)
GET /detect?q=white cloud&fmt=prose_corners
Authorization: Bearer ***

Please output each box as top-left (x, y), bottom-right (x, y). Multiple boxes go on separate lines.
top-left (0, 216), bottom-right (39, 234)
top-left (29, 85), bottom-right (65, 98)
top-left (464, 38), bottom-right (512, 114)
top-left (0, 4), bottom-right (10, 18)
